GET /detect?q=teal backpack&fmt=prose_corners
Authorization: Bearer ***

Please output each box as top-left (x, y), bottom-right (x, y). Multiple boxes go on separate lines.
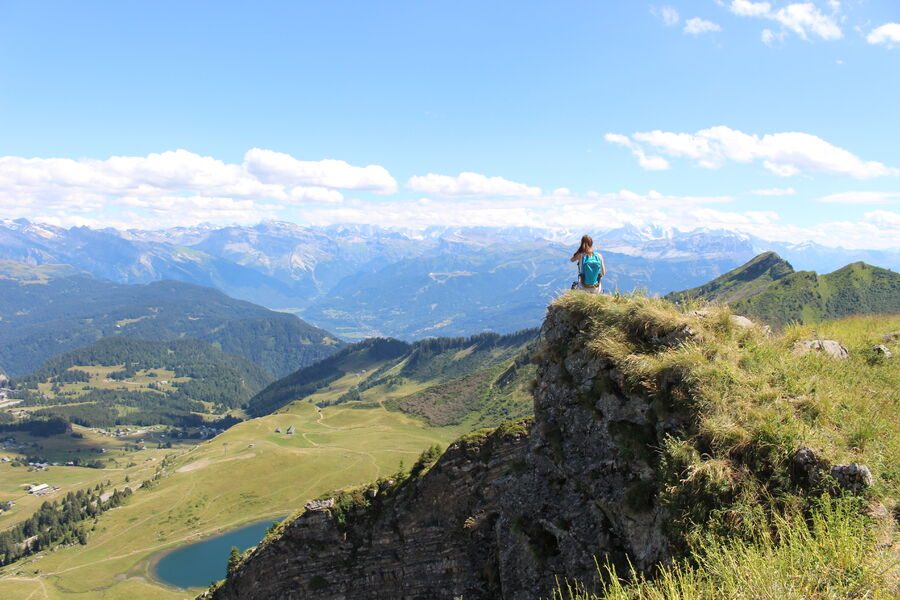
top-left (580, 253), bottom-right (604, 287)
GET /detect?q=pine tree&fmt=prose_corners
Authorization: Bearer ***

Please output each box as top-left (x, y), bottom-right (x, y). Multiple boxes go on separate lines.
top-left (227, 546), bottom-right (241, 575)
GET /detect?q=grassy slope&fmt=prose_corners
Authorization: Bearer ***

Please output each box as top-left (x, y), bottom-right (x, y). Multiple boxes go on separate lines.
top-left (249, 331), bottom-right (537, 430)
top-left (740, 261), bottom-right (900, 327)
top-left (549, 293), bottom-right (898, 597)
top-left (0, 261), bottom-right (81, 284)
top-left (0, 389), bottom-right (460, 599)
top-left (0, 425), bottom-right (191, 534)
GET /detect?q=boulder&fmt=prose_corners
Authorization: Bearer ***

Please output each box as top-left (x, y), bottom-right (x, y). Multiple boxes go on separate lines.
top-left (830, 463), bottom-right (874, 493)
top-left (871, 344), bottom-right (892, 359)
top-left (792, 340), bottom-right (849, 360)
top-left (882, 332), bottom-right (900, 343)
top-left (729, 315), bottom-right (755, 329)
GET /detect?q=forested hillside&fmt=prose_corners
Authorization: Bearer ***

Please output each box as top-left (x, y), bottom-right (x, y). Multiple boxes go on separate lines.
top-left (14, 337), bottom-right (271, 427)
top-left (0, 268), bottom-right (341, 377)
top-left (668, 253), bottom-right (900, 327)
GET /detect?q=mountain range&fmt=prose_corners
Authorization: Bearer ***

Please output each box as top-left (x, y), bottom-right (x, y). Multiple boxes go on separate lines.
top-left (4, 219), bottom-right (897, 340)
top-left (668, 252), bottom-right (900, 328)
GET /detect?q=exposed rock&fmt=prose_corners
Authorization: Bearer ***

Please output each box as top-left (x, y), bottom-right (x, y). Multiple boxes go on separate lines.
top-left (204, 304), bottom-right (689, 600)
top-left (729, 315), bottom-right (755, 329)
top-left (871, 344), bottom-right (892, 359)
top-left (690, 311), bottom-right (768, 334)
top-left (792, 339), bottom-right (849, 360)
top-left (791, 447), bottom-right (829, 489)
top-left (303, 498), bottom-right (335, 512)
top-left (882, 332), bottom-right (900, 343)
top-left (830, 463), bottom-right (874, 493)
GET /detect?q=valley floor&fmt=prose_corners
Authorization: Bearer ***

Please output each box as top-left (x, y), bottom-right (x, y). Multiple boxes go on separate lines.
top-left (0, 401), bottom-right (459, 599)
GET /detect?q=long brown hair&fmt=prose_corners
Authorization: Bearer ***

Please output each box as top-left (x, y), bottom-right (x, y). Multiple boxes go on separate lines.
top-left (571, 234), bottom-right (593, 260)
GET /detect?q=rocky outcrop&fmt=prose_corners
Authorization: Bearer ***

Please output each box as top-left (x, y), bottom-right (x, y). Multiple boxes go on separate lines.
top-left (830, 463), bottom-right (875, 493)
top-left (205, 303), bottom-right (693, 600)
top-left (792, 339), bottom-right (850, 360)
top-left (791, 447), bottom-right (874, 494)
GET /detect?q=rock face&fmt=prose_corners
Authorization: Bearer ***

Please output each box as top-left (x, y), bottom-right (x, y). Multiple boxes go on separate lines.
top-left (205, 304), bottom-right (690, 600)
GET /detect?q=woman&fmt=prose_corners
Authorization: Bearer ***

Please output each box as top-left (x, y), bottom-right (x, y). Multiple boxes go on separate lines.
top-left (570, 235), bottom-right (606, 294)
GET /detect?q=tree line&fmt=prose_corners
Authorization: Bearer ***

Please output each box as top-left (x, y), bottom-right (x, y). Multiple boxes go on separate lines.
top-left (0, 484), bottom-right (133, 566)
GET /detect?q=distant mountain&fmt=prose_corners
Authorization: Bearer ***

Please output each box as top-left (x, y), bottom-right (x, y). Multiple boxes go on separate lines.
top-left (16, 337), bottom-right (272, 428)
top-left (668, 253), bottom-right (900, 327)
top-left (0, 266), bottom-right (341, 377)
top-left (2, 219), bottom-right (897, 339)
top-left (247, 329), bottom-right (538, 430)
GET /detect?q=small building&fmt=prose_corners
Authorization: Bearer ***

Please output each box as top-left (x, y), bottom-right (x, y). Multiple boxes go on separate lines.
top-left (274, 427), bottom-right (282, 433)
top-left (27, 483), bottom-right (50, 495)
top-left (286, 426), bottom-right (296, 435)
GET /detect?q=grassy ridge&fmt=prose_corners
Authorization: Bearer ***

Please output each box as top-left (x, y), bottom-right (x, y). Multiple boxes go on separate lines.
top-left (668, 253), bottom-right (900, 328)
top-left (550, 292), bottom-right (898, 596)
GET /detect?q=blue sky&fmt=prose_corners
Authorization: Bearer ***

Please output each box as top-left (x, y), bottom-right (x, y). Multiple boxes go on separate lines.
top-left (0, 1), bottom-right (898, 248)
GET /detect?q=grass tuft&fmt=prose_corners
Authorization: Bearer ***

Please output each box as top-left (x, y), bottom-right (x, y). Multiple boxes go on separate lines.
top-left (553, 496), bottom-right (897, 599)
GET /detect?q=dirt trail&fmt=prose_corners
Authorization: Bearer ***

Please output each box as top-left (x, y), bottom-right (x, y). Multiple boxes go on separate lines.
top-left (175, 452), bottom-right (255, 474)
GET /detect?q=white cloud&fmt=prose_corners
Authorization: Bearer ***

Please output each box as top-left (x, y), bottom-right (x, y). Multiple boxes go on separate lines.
top-left (243, 148), bottom-right (396, 194)
top-left (293, 189), bottom-right (899, 250)
top-left (730, 1), bottom-right (773, 18)
top-left (289, 187), bottom-right (345, 204)
top-left (863, 210), bottom-right (900, 228)
top-left (684, 17), bottom-right (723, 35)
top-left (407, 172), bottom-right (541, 197)
top-left (761, 28), bottom-right (786, 45)
top-left (0, 149), bottom-right (396, 227)
top-left (817, 191), bottom-right (900, 204)
top-left (297, 189), bottom-right (736, 233)
top-left (2, 149), bottom-right (897, 250)
top-left (652, 5), bottom-right (681, 26)
top-left (728, 1), bottom-right (843, 42)
top-left (607, 126), bottom-right (899, 178)
top-left (751, 187), bottom-right (796, 196)
top-left (867, 23), bottom-right (900, 47)
top-left (604, 134), bottom-right (670, 171)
